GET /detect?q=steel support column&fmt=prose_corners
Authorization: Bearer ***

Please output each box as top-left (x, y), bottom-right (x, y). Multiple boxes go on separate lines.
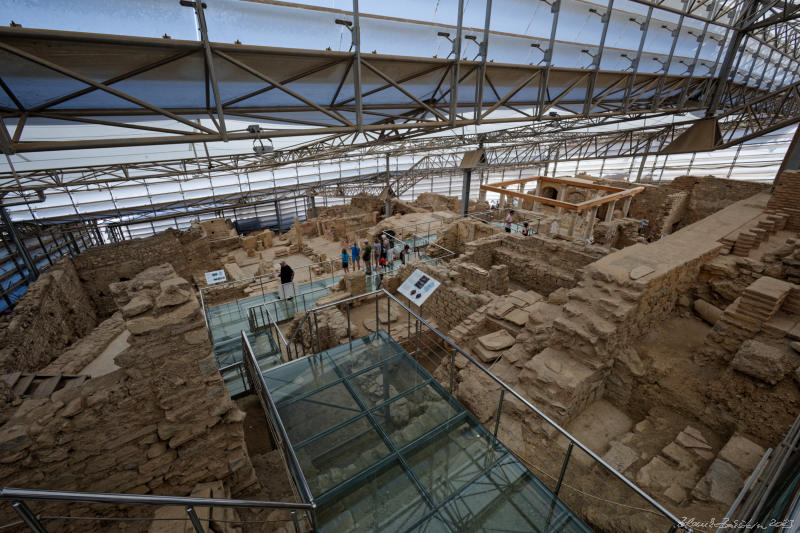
top-left (460, 169), bottom-right (472, 216)
top-left (449, 0), bottom-right (464, 126)
top-left (473, 0), bottom-right (492, 125)
top-left (352, 0), bottom-right (364, 130)
top-left (0, 206), bottom-right (38, 281)
top-left (187, 0), bottom-right (228, 141)
top-left (308, 195), bottom-right (317, 218)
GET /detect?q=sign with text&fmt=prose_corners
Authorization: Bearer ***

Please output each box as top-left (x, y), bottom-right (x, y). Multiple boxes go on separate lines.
top-left (204, 269), bottom-right (227, 285)
top-left (397, 269), bottom-right (440, 306)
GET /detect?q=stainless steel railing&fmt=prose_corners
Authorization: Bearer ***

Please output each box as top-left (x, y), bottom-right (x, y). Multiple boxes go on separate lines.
top-left (0, 486), bottom-right (313, 533)
top-left (267, 288), bottom-right (690, 533)
top-left (240, 331), bottom-right (316, 528)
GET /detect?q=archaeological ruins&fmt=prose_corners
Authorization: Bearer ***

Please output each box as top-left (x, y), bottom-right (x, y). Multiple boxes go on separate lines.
top-left (2, 1), bottom-right (800, 531)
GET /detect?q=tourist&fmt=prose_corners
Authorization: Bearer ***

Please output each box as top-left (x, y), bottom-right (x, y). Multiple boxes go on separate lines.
top-left (521, 221), bottom-right (530, 236)
top-left (362, 240), bottom-right (372, 274)
top-left (350, 241), bottom-right (361, 269)
top-left (374, 237), bottom-right (383, 264)
top-left (378, 257), bottom-right (387, 286)
top-left (386, 244), bottom-right (394, 270)
top-left (341, 248), bottom-right (349, 273)
top-left (279, 260), bottom-right (294, 300)
top-left (505, 210), bottom-right (514, 233)
top-left (400, 244), bottom-right (410, 264)
top-left (382, 235), bottom-right (391, 257)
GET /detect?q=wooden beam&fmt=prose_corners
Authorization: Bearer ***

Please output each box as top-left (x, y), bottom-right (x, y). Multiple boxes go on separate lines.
top-left (485, 175), bottom-right (624, 192)
top-left (479, 183), bottom-right (644, 211)
top-left (574, 186), bottom-right (644, 209)
top-left (480, 184), bottom-right (576, 210)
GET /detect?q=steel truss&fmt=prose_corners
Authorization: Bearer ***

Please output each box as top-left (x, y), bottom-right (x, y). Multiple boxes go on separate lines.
top-left (3, 74), bottom-right (798, 202)
top-left (0, 15), bottom-right (773, 154)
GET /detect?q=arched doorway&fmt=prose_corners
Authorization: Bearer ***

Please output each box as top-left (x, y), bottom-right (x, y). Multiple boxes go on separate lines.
top-left (541, 186), bottom-right (558, 200)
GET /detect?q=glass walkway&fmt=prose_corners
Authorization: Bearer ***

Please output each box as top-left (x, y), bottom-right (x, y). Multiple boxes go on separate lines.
top-left (261, 331), bottom-right (592, 532)
top-left (206, 276), bottom-right (342, 394)
top-left (206, 234), bottom-right (445, 395)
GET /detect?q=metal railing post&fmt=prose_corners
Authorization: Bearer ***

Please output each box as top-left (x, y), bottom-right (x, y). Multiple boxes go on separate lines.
top-left (314, 311), bottom-right (321, 353)
top-left (291, 510), bottom-right (301, 533)
top-left (186, 506), bottom-right (205, 532)
top-left (346, 302), bottom-right (352, 349)
top-left (11, 501), bottom-right (47, 533)
top-left (415, 320), bottom-right (420, 355)
top-left (374, 293), bottom-right (379, 332)
top-left (554, 442), bottom-right (573, 498)
top-left (493, 389), bottom-right (505, 438)
top-left (449, 349), bottom-right (455, 394)
top-left (306, 319), bottom-right (313, 355)
top-left (387, 296), bottom-right (391, 337)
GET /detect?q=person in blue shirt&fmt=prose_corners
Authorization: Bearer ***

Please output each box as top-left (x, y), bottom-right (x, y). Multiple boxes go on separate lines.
top-left (350, 242), bottom-right (360, 270)
top-left (341, 248), bottom-right (349, 273)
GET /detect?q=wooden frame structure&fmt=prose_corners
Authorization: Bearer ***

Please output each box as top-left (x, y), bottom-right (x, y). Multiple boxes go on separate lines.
top-left (480, 175), bottom-right (644, 238)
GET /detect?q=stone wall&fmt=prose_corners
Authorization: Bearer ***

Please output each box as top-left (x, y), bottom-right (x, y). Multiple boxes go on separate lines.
top-left (462, 234), bottom-right (606, 296)
top-left (667, 175), bottom-right (769, 227)
top-left (0, 263), bottom-right (257, 531)
top-left (434, 218), bottom-right (502, 256)
top-left (387, 262), bottom-right (490, 332)
top-left (73, 228), bottom-right (215, 316)
top-left (620, 176), bottom-right (769, 240)
top-left (0, 258), bottom-right (97, 373)
top-left (455, 263), bottom-right (509, 295)
top-left (350, 195), bottom-right (384, 214)
top-left (767, 170), bottom-right (800, 230)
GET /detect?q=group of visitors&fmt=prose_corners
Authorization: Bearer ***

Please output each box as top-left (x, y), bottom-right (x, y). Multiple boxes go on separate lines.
top-left (339, 234), bottom-right (413, 277)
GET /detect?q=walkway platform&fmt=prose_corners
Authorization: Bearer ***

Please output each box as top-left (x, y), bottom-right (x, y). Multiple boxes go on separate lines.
top-left (261, 331), bottom-right (592, 532)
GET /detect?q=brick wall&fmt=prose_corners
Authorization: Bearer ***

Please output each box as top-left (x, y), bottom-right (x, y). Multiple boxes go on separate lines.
top-left (73, 228), bottom-right (215, 317)
top-left (668, 175), bottom-right (769, 227)
top-left (0, 264), bottom-right (257, 531)
top-left (388, 263), bottom-right (490, 332)
top-left (455, 263), bottom-right (509, 295)
top-left (465, 234), bottom-right (605, 296)
top-left (0, 258), bottom-right (97, 373)
top-left (767, 170), bottom-right (800, 230)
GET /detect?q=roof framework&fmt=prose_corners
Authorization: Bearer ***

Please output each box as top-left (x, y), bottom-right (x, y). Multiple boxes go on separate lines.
top-left (0, 0), bottom-right (799, 225)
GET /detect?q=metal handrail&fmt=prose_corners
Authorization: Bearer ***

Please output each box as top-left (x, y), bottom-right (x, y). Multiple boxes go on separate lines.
top-left (286, 289), bottom-right (384, 358)
top-left (0, 487), bottom-right (313, 510)
top-left (379, 289), bottom-right (689, 532)
top-left (275, 288), bottom-right (688, 532)
top-left (240, 332), bottom-right (315, 507)
top-left (0, 485), bottom-right (313, 533)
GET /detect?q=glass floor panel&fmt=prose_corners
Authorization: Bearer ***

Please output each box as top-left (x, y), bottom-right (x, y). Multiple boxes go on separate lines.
top-left (207, 276), bottom-right (345, 395)
top-left (261, 330), bottom-right (592, 533)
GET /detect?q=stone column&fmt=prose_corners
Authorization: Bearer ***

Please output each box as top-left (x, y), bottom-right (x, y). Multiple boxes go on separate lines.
top-left (555, 185), bottom-right (565, 216)
top-left (533, 179), bottom-right (543, 212)
top-left (622, 196), bottom-right (633, 217)
top-left (584, 206), bottom-right (599, 239)
top-left (604, 200), bottom-right (616, 222)
top-left (567, 211), bottom-right (579, 236)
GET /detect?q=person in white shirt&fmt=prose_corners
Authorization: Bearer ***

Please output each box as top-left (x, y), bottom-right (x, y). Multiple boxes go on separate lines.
top-left (504, 210), bottom-right (514, 233)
